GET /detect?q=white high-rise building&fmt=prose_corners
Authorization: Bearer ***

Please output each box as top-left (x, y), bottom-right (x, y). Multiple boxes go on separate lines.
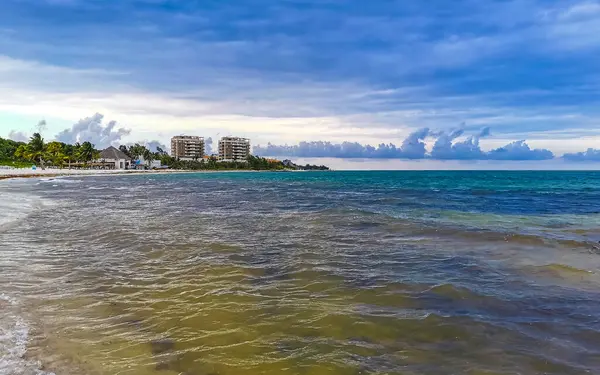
top-left (218, 137), bottom-right (250, 162)
top-left (171, 136), bottom-right (205, 160)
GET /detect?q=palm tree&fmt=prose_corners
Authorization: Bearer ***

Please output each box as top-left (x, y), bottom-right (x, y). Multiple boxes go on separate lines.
top-left (78, 141), bottom-right (95, 163)
top-left (72, 143), bottom-right (82, 163)
top-left (143, 148), bottom-right (153, 162)
top-left (45, 141), bottom-right (66, 167)
top-left (14, 144), bottom-right (26, 158)
top-left (63, 143), bottom-right (75, 167)
top-left (119, 145), bottom-right (132, 158)
top-left (27, 133), bottom-right (46, 168)
top-left (129, 144), bottom-right (146, 159)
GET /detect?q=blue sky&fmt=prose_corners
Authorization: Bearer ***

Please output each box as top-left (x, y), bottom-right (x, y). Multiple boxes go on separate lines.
top-left (1, 0), bottom-right (600, 168)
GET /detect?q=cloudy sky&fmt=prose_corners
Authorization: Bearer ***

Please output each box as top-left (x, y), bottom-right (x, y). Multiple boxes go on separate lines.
top-left (1, 0), bottom-right (600, 169)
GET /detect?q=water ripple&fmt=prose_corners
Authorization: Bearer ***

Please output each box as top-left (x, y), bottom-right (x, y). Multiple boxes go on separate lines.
top-left (1, 172), bottom-right (600, 374)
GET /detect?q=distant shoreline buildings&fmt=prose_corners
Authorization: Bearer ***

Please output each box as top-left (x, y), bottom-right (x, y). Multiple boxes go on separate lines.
top-left (91, 135), bottom-right (327, 171)
top-left (218, 136), bottom-right (250, 162)
top-left (170, 135), bottom-right (250, 162)
top-left (170, 135), bottom-right (205, 161)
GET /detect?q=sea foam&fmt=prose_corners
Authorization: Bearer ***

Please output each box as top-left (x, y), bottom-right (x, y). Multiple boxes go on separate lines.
top-left (0, 294), bottom-right (56, 375)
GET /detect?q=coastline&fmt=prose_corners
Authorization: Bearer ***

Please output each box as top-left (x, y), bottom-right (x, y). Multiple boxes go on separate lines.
top-left (0, 168), bottom-right (302, 181)
top-left (0, 168), bottom-right (163, 181)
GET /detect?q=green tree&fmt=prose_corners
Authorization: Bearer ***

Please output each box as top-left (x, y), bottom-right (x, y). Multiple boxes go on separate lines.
top-left (142, 148), bottom-right (154, 165)
top-left (63, 143), bottom-right (76, 166)
top-left (0, 137), bottom-right (24, 160)
top-left (119, 145), bottom-right (132, 158)
top-left (72, 143), bottom-right (82, 162)
top-left (45, 141), bottom-right (66, 167)
top-left (78, 141), bottom-right (95, 163)
top-left (159, 153), bottom-right (175, 167)
top-left (14, 144), bottom-right (27, 160)
top-left (207, 156), bottom-right (218, 169)
top-left (128, 144), bottom-right (147, 159)
top-left (24, 133), bottom-right (47, 168)
top-left (156, 146), bottom-right (167, 156)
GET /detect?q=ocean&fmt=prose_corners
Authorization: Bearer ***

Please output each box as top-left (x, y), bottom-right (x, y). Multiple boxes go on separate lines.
top-left (1, 171), bottom-right (600, 375)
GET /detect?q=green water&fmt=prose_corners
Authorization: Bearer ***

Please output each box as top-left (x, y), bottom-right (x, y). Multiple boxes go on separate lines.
top-left (1, 172), bottom-right (600, 374)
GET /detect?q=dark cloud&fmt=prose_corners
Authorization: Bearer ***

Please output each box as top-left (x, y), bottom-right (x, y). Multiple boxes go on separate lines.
top-left (8, 130), bottom-right (29, 142)
top-left (430, 127), bottom-right (492, 160)
top-left (254, 128), bottom-right (430, 159)
top-left (55, 113), bottom-right (131, 149)
top-left (431, 129), bottom-right (468, 159)
top-left (253, 141), bottom-right (369, 158)
top-left (487, 140), bottom-right (554, 160)
top-left (254, 128), bottom-right (556, 161)
top-left (478, 127), bottom-right (491, 138)
top-left (563, 148), bottom-right (600, 161)
top-left (400, 128), bottom-right (430, 159)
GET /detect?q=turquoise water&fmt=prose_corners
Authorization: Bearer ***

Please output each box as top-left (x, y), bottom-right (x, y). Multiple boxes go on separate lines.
top-left (1, 171), bottom-right (600, 374)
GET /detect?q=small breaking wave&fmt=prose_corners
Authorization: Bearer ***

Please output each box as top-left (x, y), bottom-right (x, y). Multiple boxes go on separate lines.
top-left (0, 190), bottom-right (54, 232)
top-left (524, 263), bottom-right (594, 277)
top-left (0, 294), bottom-right (56, 375)
top-left (38, 178), bottom-right (82, 184)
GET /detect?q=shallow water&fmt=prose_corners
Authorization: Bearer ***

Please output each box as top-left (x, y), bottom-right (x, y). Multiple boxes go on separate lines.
top-left (1, 171), bottom-right (600, 375)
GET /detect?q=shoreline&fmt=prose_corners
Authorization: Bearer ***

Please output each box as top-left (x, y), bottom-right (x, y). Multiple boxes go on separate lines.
top-left (0, 169), bottom-right (164, 181)
top-left (0, 168), bottom-right (302, 181)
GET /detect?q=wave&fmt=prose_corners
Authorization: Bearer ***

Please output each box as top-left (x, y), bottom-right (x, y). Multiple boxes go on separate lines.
top-left (425, 283), bottom-right (487, 300)
top-left (0, 190), bottom-right (54, 232)
top-left (310, 207), bottom-right (600, 253)
top-left (38, 178), bottom-right (82, 184)
top-left (523, 263), bottom-right (594, 277)
top-left (0, 294), bottom-right (56, 375)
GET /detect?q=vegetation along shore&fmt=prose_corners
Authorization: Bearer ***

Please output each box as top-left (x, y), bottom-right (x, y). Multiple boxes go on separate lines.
top-left (0, 134), bottom-right (329, 174)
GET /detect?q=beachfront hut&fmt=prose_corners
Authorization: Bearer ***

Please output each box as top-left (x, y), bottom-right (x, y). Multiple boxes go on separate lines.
top-left (133, 156), bottom-right (162, 170)
top-left (98, 146), bottom-right (131, 170)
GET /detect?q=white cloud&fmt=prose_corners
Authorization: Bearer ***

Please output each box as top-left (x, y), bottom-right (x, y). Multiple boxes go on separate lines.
top-left (0, 55), bottom-right (353, 142)
top-left (55, 113), bottom-right (131, 149)
top-left (563, 147), bottom-right (600, 161)
top-left (287, 157), bottom-right (600, 171)
top-left (1, 48), bottom-right (600, 156)
top-left (556, 1), bottom-right (600, 20)
top-left (535, 1), bottom-right (600, 50)
top-left (255, 127), bottom-right (555, 161)
top-left (7, 130), bottom-right (28, 142)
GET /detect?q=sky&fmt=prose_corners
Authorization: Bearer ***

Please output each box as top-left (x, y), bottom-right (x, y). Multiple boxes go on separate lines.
top-left (1, 0), bottom-right (600, 169)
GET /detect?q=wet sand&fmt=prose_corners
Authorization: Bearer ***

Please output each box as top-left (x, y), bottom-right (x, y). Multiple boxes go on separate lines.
top-left (0, 168), bottom-right (286, 181)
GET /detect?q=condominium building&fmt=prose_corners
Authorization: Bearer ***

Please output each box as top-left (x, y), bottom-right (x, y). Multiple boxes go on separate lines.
top-left (171, 136), bottom-right (205, 160)
top-left (218, 137), bottom-right (251, 162)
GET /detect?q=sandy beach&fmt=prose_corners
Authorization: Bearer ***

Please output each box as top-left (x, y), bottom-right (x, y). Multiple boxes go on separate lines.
top-left (0, 168), bottom-right (163, 181)
top-left (0, 167), bottom-right (294, 181)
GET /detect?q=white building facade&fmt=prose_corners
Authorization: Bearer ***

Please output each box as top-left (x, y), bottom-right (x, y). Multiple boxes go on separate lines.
top-left (171, 136), bottom-right (205, 159)
top-left (218, 137), bottom-right (250, 162)
top-left (98, 146), bottom-right (131, 169)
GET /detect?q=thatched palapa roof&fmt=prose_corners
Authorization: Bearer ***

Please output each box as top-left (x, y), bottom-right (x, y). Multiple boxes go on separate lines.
top-left (100, 146), bottom-right (131, 160)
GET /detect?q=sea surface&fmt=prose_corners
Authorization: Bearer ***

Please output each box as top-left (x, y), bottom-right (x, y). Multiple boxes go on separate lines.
top-left (1, 171), bottom-right (600, 375)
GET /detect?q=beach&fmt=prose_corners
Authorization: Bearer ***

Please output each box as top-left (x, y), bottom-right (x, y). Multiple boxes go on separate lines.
top-left (0, 167), bottom-right (280, 181)
top-left (1, 171), bottom-right (600, 375)
top-left (0, 167), bottom-right (173, 181)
